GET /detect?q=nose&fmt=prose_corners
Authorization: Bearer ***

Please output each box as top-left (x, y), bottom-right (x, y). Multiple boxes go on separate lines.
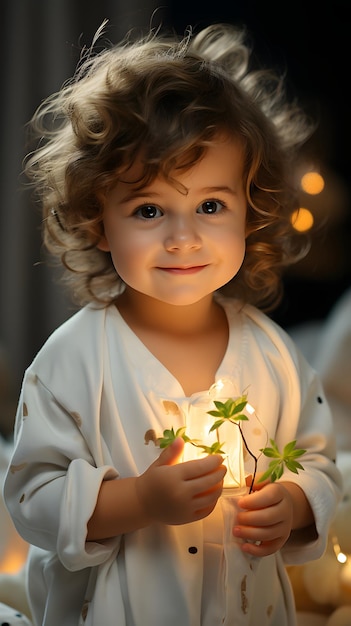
top-left (164, 215), bottom-right (202, 252)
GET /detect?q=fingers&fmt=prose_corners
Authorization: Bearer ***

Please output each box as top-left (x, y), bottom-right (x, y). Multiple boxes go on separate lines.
top-left (234, 482), bottom-right (294, 556)
top-left (136, 450), bottom-right (226, 526)
top-left (155, 441), bottom-right (226, 487)
top-left (245, 471), bottom-right (270, 492)
top-left (236, 505), bottom-right (281, 528)
top-left (155, 437), bottom-right (185, 466)
top-left (186, 463), bottom-right (227, 500)
top-left (240, 537), bottom-right (285, 557)
top-left (234, 518), bottom-right (283, 541)
top-left (233, 513), bottom-right (291, 556)
top-left (181, 453), bottom-right (226, 481)
top-left (238, 481), bottom-right (282, 511)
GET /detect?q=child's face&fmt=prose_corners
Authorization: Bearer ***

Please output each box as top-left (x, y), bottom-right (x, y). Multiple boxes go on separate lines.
top-left (98, 135), bottom-right (247, 307)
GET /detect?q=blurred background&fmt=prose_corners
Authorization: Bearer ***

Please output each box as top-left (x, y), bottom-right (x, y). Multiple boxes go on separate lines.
top-left (1, 0), bottom-right (350, 436)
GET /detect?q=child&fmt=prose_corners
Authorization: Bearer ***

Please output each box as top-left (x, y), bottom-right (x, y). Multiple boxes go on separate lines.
top-left (4, 22), bottom-right (342, 626)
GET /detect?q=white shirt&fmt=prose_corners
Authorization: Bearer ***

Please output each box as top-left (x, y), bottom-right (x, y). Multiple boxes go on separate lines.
top-left (4, 297), bottom-right (342, 626)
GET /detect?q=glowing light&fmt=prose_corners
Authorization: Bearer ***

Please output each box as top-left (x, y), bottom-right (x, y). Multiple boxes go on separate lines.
top-left (300, 171), bottom-right (325, 195)
top-left (0, 551), bottom-right (27, 574)
top-left (290, 207), bottom-right (314, 232)
top-left (212, 379), bottom-right (225, 394)
top-left (332, 535), bottom-right (349, 565)
top-left (184, 381), bottom-right (247, 492)
top-left (337, 552), bottom-right (348, 564)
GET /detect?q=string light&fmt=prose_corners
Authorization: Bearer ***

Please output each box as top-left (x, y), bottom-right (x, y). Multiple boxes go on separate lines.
top-left (332, 534), bottom-right (348, 564)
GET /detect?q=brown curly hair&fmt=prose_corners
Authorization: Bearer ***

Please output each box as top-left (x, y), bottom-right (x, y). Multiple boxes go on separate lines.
top-left (24, 22), bottom-right (313, 310)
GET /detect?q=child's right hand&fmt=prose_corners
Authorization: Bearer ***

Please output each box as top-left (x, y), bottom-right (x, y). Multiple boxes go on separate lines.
top-left (135, 437), bottom-right (227, 525)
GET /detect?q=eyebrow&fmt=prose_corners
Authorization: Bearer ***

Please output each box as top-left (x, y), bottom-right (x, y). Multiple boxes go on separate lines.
top-left (118, 190), bottom-right (160, 204)
top-left (201, 186), bottom-right (238, 195)
top-left (119, 185), bottom-right (238, 204)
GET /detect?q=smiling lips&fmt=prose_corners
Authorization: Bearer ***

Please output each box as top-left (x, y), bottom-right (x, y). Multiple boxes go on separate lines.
top-left (158, 265), bottom-right (208, 275)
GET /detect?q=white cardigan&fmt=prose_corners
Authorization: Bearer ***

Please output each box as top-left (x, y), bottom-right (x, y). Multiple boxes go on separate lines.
top-left (4, 298), bottom-right (342, 626)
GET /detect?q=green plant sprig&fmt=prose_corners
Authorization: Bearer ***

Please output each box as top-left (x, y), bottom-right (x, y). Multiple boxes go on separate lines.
top-left (258, 439), bottom-right (306, 483)
top-left (207, 397), bottom-right (258, 492)
top-left (159, 426), bottom-right (226, 455)
top-left (159, 395), bottom-right (306, 494)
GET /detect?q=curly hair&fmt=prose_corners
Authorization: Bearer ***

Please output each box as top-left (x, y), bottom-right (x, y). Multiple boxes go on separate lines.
top-left (24, 22), bottom-right (313, 310)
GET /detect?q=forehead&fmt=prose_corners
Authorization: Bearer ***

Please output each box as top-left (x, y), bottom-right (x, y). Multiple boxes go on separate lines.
top-left (118, 134), bottom-right (245, 190)
top-left (176, 136), bottom-right (244, 186)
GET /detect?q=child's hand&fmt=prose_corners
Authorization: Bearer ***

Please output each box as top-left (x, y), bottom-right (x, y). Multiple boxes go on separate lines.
top-left (233, 481), bottom-right (295, 556)
top-left (136, 437), bottom-right (227, 525)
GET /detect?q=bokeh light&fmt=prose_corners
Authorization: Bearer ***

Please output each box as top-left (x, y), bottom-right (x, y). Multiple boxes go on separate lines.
top-left (300, 171), bottom-right (325, 195)
top-left (290, 207), bottom-right (314, 232)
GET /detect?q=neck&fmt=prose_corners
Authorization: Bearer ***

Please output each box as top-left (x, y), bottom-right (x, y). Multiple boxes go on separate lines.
top-left (116, 289), bottom-right (220, 336)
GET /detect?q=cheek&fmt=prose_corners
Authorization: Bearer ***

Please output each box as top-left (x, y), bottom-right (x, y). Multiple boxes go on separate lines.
top-left (108, 231), bottom-right (149, 279)
top-left (221, 230), bottom-right (246, 275)
top-left (109, 243), bottom-right (134, 277)
top-left (221, 227), bottom-right (246, 255)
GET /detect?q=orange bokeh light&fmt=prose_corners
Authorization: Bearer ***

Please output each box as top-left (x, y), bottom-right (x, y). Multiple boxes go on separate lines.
top-left (300, 171), bottom-right (325, 195)
top-left (290, 207), bottom-right (314, 232)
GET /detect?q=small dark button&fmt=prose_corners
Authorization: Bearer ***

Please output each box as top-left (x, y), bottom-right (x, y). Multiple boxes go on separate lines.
top-left (317, 396), bottom-right (323, 403)
top-left (188, 546), bottom-right (198, 554)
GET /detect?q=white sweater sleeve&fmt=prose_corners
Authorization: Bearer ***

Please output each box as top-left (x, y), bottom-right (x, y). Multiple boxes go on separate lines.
top-left (4, 372), bottom-right (120, 571)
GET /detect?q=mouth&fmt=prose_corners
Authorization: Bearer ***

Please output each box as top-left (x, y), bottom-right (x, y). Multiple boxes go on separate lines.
top-left (157, 265), bottom-right (208, 275)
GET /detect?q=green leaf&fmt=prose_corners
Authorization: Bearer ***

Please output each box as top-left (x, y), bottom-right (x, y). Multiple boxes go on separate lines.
top-left (285, 461), bottom-right (299, 474)
top-left (158, 426), bottom-right (187, 448)
top-left (213, 400), bottom-right (228, 411)
top-left (163, 428), bottom-right (175, 438)
top-left (258, 439), bottom-right (306, 482)
top-left (257, 467), bottom-right (274, 483)
top-left (209, 397), bottom-right (248, 419)
top-left (271, 464), bottom-right (284, 482)
top-left (209, 441), bottom-right (226, 454)
top-left (230, 399), bottom-right (248, 414)
top-left (283, 440), bottom-right (298, 455)
top-left (209, 419), bottom-right (225, 432)
top-left (230, 414), bottom-right (249, 423)
top-left (212, 400), bottom-right (233, 418)
top-left (198, 441), bottom-right (226, 455)
top-left (290, 448), bottom-right (306, 459)
top-left (285, 459), bottom-right (305, 473)
top-left (260, 447), bottom-right (279, 459)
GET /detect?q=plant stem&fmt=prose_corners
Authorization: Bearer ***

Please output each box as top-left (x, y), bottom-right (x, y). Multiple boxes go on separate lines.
top-left (237, 423), bottom-right (258, 494)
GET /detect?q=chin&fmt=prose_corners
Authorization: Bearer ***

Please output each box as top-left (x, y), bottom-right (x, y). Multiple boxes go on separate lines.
top-left (155, 293), bottom-right (212, 307)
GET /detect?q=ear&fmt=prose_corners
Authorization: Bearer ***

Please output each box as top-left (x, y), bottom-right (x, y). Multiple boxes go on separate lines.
top-left (96, 234), bottom-right (110, 252)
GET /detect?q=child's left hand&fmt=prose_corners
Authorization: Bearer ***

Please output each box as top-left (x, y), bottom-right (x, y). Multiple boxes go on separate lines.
top-left (233, 481), bottom-right (295, 557)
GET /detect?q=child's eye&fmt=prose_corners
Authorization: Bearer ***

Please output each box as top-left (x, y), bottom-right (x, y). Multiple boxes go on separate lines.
top-left (197, 200), bottom-right (224, 215)
top-left (134, 204), bottom-right (163, 219)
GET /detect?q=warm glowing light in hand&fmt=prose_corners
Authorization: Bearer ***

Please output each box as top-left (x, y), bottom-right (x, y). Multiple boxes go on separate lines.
top-left (183, 379), bottom-right (247, 491)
